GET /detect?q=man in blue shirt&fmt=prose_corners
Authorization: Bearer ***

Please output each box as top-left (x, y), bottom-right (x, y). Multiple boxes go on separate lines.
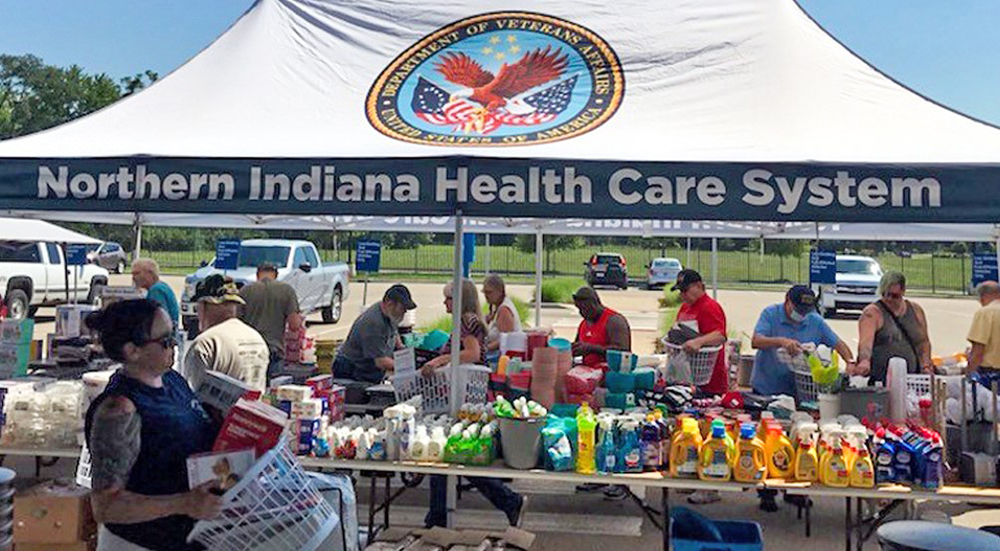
top-left (132, 258), bottom-right (180, 330)
top-left (751, 285), bottom-right (855, 397)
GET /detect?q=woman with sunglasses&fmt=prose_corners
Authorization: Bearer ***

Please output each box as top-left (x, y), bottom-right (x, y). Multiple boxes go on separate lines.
top-left (84, 299), bottom-right (221, 551)
top-left (856, 271), bottom-right (933, 384)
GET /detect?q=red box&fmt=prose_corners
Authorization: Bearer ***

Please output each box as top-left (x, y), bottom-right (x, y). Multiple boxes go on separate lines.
top-left (213, 399), bottom-right (289, 457)
top-left (317, 384), bottom-right (346, 421)
top-left (306, 374), bottom-right (333, 393)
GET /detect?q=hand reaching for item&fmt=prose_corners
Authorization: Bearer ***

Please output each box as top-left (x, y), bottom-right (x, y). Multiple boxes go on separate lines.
top-left (184, 481), bottom-right (224, 520)
top-left (782, 338), bottom-right (803, 355)
top-left (854, 359), bottom-right (871, 377)
top-left (682, 339), bottom-right (702, 354)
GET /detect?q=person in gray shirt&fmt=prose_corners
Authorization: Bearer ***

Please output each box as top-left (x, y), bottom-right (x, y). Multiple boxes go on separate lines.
top-left (333, 284), bottom-right (416, 383)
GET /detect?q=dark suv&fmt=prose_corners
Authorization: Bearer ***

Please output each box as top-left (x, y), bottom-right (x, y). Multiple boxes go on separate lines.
top-left (584, 253), bottom-right (628, 289)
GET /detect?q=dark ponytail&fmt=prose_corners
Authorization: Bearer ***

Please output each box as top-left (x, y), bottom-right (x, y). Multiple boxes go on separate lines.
top-left (85, 299), bottom-right (161, 362)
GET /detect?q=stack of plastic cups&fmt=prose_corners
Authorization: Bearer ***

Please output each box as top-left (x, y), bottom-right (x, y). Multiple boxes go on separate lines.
top-left (0, 468), bottom-right (14, 550)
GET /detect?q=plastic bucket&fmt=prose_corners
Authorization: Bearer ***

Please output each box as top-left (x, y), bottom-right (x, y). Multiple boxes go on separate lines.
top-left (548, 337), bottom-right (571, 352)
top-left (499, 417), bottom-right (543, 469)
top-left (818, 393), bottom-right (840, 421)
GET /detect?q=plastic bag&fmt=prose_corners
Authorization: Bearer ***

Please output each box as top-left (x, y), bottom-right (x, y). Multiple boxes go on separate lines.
top-left (665, 352), bottom-right (694, 385)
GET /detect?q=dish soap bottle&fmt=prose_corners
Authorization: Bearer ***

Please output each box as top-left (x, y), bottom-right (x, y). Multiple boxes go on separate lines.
top-left (821, 439), bottom-right (851, 487)
top-left (764, 425), bottom-right (795, 480)
top-left (850, 445), bottom-right (876, 488)
top-left (669, 418), bottom-right (703, 478)
top-left (641, 415), bottom-right (662, 471)
top-left (734, 423), bottom-right (767, 483)
top-left (576, 403), bottom-right (597, 474)
top-left (698, 419), bottom-right (733, 481)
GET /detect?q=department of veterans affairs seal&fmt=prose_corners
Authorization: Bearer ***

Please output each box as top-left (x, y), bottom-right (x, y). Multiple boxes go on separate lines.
top-left (367, 12), bottom-right (624, 146)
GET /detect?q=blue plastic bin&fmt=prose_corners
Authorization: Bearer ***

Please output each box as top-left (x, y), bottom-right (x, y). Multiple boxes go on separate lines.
top-left (671, 516), bottom-right (763, 551)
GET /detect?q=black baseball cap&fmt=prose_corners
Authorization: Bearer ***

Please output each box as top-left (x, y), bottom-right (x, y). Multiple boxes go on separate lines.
top-left (671, 269), bottom-right (703, 292)
top-left (787, 285), bottom-right (817, 315)
top-left (192, 274), bottom-right (245, 305)
top-left (384, 284), bottom-right (417, 310)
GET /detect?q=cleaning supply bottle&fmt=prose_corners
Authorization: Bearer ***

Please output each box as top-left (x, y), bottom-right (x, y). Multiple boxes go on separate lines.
top-left (698, 420), bottom-right (733, 481)
top-left (793, 437), bottom-right (819, 482)
top-left (889, 426), bottom-right (914, 484)
top-left (821, 439), bottom-right (851, 487)
top-left (619, 418), bottom-right (643, 473)
top-left (655, 410), bottom-right (672, 470)
top-left (850, 445), bottom-right (875, 488)
top-left (764, 425), bottom-right (795, 480)
top-left (669, 418), bottom-right (703, 478)
top-left (641, 414), bottom-right (662, 471)
top-left (734, 423), bottom-right (767, 483)
top-left (576, 403), bottom-right (597, 474)
top-left (597, 417), bottom-right (617, 474)
top-left (873, 428), bottom-right (896, 484)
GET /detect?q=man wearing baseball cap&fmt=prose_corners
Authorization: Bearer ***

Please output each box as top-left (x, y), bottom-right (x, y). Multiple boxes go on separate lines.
top-left (183, 274), bottom-right (270, 393)
top-left (751, 285), bottom-right (855, 398)
top-left (333, 284), bottom-right (416, 383)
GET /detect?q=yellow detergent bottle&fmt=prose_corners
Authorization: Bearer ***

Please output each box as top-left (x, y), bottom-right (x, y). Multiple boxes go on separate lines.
top-left (669, 418), bottom-right (703, 478)
top-left (821, 440), bottom-right (851, 487)
top-left (793, 439), bottom-right (819, 482)
top-left (698, 420), bottom-right (732, 481)
top-left (734, 423), bottom-right (767, 483)
top-left (850, 445), bottom-right (876, 488)
top-left (575, 403), bottom-right (597, 474)
top-left (764, 425), bottom-right (795, 480)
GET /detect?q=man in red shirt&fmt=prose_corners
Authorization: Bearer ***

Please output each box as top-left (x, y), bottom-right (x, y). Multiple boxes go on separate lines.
top-left (571, 287), bottom-right (631, 367)
top-left (672, 269), bottom-right (728, 395)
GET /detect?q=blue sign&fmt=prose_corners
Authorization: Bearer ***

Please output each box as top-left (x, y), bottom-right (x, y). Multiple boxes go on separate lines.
top-left (809, 249), bottom-right (837, 285)
top-left (215, 239), bottom-right (241, 271)
top-left (65, 243), bottom-right (89, 266)
top-left (972, 253), bottom-right (998, 287)
top-left (462, 233), bottom-right (476, 277)
top-left (356, 240), bottom-right (381, 273)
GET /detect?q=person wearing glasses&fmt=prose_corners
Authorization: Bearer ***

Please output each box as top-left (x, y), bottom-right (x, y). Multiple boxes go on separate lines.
top-left (856, 271), bottom-right (933, 384)
top-left (84, 299), bottom-right (221, 551)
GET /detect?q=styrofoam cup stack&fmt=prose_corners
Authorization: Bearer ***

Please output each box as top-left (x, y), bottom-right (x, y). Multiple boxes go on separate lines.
top-left (0, 467), bottom-right (16, 549)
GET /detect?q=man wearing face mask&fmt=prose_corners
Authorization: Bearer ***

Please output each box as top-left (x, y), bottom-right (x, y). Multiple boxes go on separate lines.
top-left (332, 284), bottom-right (415, 383)
top-left (751, 285), bottom-right (855, 397)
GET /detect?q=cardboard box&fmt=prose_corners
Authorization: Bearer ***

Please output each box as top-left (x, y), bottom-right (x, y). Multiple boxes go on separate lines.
top-left (276, 384), bottom-right (311, 402)
top-left (213, 399), bottom-right (288, 457)
top-left (14, 480), bottom-right (95, 544)
top-left (196, 371), bottom-right (262, 415)
top-left (15, 540), bottom-right (95, 551)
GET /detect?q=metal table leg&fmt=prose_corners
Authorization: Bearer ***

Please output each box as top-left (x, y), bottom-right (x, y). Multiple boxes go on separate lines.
top-left (368, 475), bottom-right (378, 539)
top-left (845, 497), bottom-right (852, 551)
top-left (855, 497), bottom-right (863, 551)
top-left (662, 488), bottom-right (670, 551)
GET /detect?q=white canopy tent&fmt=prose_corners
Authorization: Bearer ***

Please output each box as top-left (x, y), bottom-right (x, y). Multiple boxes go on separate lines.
top-left (3, 0), bottom-right (1000, 450)
top-left (0, 217), bottom-right (100, 244)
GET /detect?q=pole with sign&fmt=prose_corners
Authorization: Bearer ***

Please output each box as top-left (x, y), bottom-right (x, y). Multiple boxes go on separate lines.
top-left (356, 240), bottom-right (382, 305)
top-left (65, 243), bottom-right (90, 304)
top-left (215, 239), bottom-right (241, 277)
top-left (972, 252), bottom-right (998, 289)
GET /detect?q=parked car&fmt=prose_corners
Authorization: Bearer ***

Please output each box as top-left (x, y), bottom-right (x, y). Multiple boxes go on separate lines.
top-left (584, 252), bottom-right (628, 289)
top-left (86, 241), bottom-right (128, 273)
top-left (180, 239), bottom-right (350, 335)
top-left (816, 255), bottom-right (883, 318)
top-left (646, 257), bottom-right (683, 289)
top-left (0, 241), bottom-right (110, 320)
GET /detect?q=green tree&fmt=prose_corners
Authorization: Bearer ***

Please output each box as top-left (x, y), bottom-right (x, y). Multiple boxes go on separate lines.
top-left (0, 54), bottom-right (125, 139)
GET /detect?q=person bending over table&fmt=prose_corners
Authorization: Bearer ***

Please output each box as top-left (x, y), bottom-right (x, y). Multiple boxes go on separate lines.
top-left (333, 284), bottom-right (415, 383)
top-left (421, 279), bottom-right (527, 528)
top-left (751, 284), bottom-right (855, 512)
top-left (482, 274), bottom-right (522, 355)
top-left (856, 271), bottom-right (932, 384)
top-left (571, 286), bottom-right (631, 368)
top-left (84, 299), bottom-right (220, 551)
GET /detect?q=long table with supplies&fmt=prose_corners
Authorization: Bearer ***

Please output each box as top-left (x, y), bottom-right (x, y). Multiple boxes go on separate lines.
top-left (300, 457), bottom-right (1000, 551)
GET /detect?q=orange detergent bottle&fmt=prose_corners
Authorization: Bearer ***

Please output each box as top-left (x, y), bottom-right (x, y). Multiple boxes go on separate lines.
top-left (669, 418), bottom-right (703, 478)
top-left (764, 425), bottom-right (795, 480)
top-left (733, 423), bottom-right (767, 483)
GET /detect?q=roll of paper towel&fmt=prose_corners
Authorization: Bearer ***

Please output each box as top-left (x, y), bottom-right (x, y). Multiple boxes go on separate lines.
top-left (887, 357), bottom-right (908, 422)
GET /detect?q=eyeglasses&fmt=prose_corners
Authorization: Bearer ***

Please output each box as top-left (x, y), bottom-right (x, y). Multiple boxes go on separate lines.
top-left (141, 334), bottom-right (176, 349)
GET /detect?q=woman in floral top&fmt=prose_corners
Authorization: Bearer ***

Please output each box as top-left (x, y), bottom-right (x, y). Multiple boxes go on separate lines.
top-left (422, 278), bottom-right (487, 372)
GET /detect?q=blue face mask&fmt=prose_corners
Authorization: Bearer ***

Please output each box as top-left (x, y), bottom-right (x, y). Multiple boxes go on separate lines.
top-left (789, 309), bottom-right (806, 323)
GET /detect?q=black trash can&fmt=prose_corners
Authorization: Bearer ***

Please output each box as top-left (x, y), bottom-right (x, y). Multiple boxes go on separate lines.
top-left (877, 520), bottom-right (1000, 551)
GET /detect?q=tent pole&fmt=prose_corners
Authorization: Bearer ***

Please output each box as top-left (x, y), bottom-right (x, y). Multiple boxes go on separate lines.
top-left (535, 227), bottom-right (543, 327)
top-left (447, 210), bottom-right (463, 529)
top-left (485, 233), bottom-right (491, 275)
top-left (996, 236), bottom-right (1000, 286)
top-left (133, 214), bottom-right (143, 262)
top-left (686, 237), bottom-right (691, 267)
top-left (711, 237), bottom-right (718, 300)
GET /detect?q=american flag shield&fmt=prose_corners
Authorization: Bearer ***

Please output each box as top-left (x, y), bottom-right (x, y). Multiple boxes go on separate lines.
top-left (411, 76), bottom-right (578, 134)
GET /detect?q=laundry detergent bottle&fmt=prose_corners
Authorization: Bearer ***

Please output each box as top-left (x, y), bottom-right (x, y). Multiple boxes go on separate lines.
top-left (698, 420), bottom-right (732, 481)
top-left (669, 417), bottom-right (703, 478)
top-left (764, 425), bottom-right (795, 480)
top-left (734, 423), bottom-right (767, 483)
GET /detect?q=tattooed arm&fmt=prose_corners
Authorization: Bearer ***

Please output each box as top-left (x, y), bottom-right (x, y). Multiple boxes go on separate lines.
top-left (89, 396), bottom-right (222, 525)
top-left (855, 305), bottom-right (881, 376)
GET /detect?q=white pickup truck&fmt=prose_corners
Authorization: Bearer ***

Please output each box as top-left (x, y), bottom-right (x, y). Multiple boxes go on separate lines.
top-left (0, 241), bottom-right (110, 320)
top-left (817, 255), bottom-right (883, 317)
top-left (180, 239), bottom-right (350, 335)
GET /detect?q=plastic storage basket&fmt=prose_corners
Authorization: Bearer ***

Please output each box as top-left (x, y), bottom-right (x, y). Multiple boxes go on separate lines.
top-left (187, 441), bottom-right (337, 551)
top-left (391, 364), bottom-right (490, 415)
top-left (660, 340), bottom-right (722, 386)
top-left (775, 349), bottom-right (818, 403)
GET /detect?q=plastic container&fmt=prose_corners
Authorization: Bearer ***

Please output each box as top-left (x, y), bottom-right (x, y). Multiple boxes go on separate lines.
top-left (850, 446), bottom-right (876, 488)
top-left (548, 337), bottom-right (572, 353)
top-left (764, 426), bottom-right (795, 480)
top-left (575, 403), bottom-right (597, 474)
top-left (499, 417), bottom-right (544, 469)
top-left (671, 509), bottom-right (764, 551)
top-left (670, 418), bottom-right (703, 478)
top-left (818, 393), bottom-right (840, 421)
top-left (820, 443), bottom-right (851, 487)
top-left (698, 420), bottom-right (732, 481)
top-left (733, 424), bottom-right (766, 483)
top-left (391, 364), bottom-right (490, 415)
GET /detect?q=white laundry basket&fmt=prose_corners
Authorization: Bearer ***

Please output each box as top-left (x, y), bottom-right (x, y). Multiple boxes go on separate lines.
top-left (187, 441), bottom-right (338, 551)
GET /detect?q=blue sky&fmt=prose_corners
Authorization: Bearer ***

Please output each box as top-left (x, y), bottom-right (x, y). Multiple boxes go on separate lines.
top-left (1, 0), bottom-right (998, 125)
